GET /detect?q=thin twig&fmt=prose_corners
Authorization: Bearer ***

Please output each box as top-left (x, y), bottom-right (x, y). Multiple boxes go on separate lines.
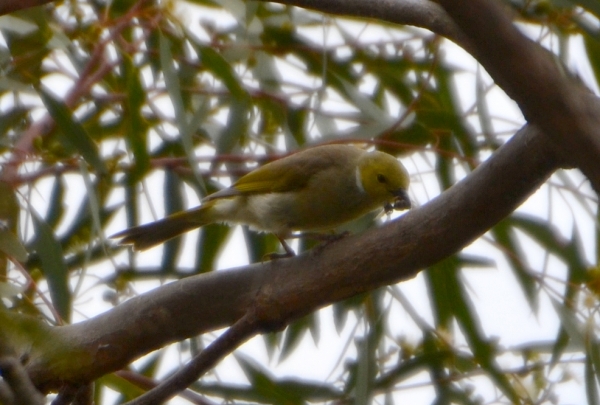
top-left (124, 310), bottom-right (259, 405)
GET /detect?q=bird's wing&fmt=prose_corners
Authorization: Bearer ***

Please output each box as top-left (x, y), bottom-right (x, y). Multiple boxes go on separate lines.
top-left (232, 159), bottom-right (312, 193)
top-left (205, 145), bottom-right (359, 200)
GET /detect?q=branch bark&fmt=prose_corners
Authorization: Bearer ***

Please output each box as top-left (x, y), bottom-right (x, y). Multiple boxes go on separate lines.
top-left (0, 0), bottom-right (53, 16)
top-left (2, 0), bottom-right (471, 55)
top-left (260, 0), bottom-right (474, 53)
top-left (0, 357), bottom-right (45, 405)
top-left (22, 125), bottom-right (561, 392)
top-left (436, 0), bottom-right (600, 193)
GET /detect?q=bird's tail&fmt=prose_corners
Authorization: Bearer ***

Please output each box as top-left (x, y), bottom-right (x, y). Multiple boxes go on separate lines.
top-left (111, 202), bottom-right (215, 251)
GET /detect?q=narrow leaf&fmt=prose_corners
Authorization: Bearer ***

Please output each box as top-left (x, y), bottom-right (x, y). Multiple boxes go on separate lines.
top-left (161, 169), bottom-right (184, 272)
top-left (123, 55), bottom-right (150, 182)
top-left (159, 32), bottom-right (207, 193)
top-left (39, 86), bottom-right (107, 175)
top-left (0, 228), bottom-right (28, 262)
top-left (31, 212), bottom-right (71, 321)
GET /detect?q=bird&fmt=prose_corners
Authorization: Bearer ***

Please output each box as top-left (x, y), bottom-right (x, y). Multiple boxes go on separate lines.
top-left (111, 144), bottom-right (411, 256)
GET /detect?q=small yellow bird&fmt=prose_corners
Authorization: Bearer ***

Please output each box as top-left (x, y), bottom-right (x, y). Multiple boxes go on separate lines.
top-left (111, 144), bottom-right (411, 255)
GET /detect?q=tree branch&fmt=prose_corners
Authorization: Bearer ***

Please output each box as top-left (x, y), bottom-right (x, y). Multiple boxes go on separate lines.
top-left (23, 125), bottom-right (561, 392)
top-left (3, 0), bottom-right (473, 55)
top-left (0, 0), bottom-right (54, 16)
top-left (436, 0), bottom-right (600, 194)
top-left (259, 0), bottom-right (474, 52)
top-left (125, 309), bottom-right (259, 404)
top-left (0, 357), bottom-right (45, 405)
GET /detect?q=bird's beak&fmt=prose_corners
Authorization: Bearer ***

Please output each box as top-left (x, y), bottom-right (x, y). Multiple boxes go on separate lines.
top-left (391, 189), bottom-right (411, 211)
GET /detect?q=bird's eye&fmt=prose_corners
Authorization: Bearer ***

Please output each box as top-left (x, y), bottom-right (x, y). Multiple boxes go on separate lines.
top-left (377, 174), bottom-right (386, 183)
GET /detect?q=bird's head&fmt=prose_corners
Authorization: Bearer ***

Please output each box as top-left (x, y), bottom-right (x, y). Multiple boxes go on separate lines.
top-left (357, 150), bottom-right (411, 211)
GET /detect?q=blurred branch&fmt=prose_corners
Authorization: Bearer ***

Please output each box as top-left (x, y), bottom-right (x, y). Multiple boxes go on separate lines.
top-left (0, 0), bottom-right (54, 16)
top-left (0, 0), bottom-right (467, 59)
top-left (115, 370), bottom-right (213, 404)
top-left (125, 310), bottom-right (258, 404)
top-left (0, 357), bottom-right (45, 405)
top-left (257, 0), bottom-right (475, 53)
top-left (23, 124), bottom-right (562, 393)
top-left (437, 0), bottom-right (600, 194)
top-left (52, 384), bottom-right (93, 405)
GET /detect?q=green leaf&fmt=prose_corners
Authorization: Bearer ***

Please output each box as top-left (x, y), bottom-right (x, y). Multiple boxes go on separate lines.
top-left (38, 86), bottom-right (107, 175)
top-left (476, 65), bottom-right (498, 148)
top-left (0, 181), bottom-right (20, 274)
top-left (376, 348), bottom-right (473, 391)
top-left (194, 379), bottom-right (341, 403)
top-left (286, 106), bottom-right (308, 146)
top-left (569, 0), bottom-right (600, 21)
top-left (426, 256), bottom-right (520, 402)
top-left (196, 223), bottom-right (231, 273)
top-left (0, 281), bottom-right (25, 299)
top-left (44, 176), bottom-right (65, 230)
top-left (590, 338), bottom-right (600, 391)
top-left (31, 211), bottom-right (71, 322)
top-left (550, 297), bottom-right (585, 349)
top-left (0, 77), bottom-right (34, 93)
top-left (159, 32), bottom-right (207, 194)
top-left (135, 351), bottom-right (163, 378)
top-left (0, 228), bottom-right (28, 263)
top-left (198, 46), bottom-right (246, 98)
top-left (279, 313), bottom-right (317, 362)
top-left (235, 354), bottom-right (305, 405)
top-left (491, 219), bottom-right (538, 308)
top-left (336, 75), bottom-right (390, 123)
top-left (424, 257), bottom-right (457, 329)
top-left (161, 169), bottom-right (184, 272)
top-left (216, 97), bottom-right (250, 156)
top-left (97, 373), bottom-right (145, 401)
top-left (0, 181), bottom-right (19, 230)
top-left (159, 32), bottom-right (187, 132)
top-left (0, 15), bottom-right (38, 36)
top-left (243, 228), bottom-right (279, 264)
top-left (585, 351), bottom-right (600, 405)
top-left (550, 326), bottom-right (570, 367)
top-left (123, 55), bottom-right (149, 182)
top-left (79, 161), bottom-right (103, 244)
top-left (354, 337), bottom-right (374, 405)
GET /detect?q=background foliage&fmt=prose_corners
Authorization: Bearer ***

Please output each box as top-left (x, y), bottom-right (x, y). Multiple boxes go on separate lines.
top-left (1, 0), bottom-right (600, 403)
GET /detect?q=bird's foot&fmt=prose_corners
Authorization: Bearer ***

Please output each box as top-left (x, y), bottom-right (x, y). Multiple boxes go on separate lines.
top-left (263, 251), bottom-right (295, 261)
top-left (309, 231), bottom-right (349, 243)
top-left (308, 231), bottom-right (350, 254)
top-left (262, 237), bottom-right (296, 261)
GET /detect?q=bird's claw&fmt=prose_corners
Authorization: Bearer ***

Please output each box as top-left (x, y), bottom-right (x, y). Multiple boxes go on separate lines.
top-left (262, 251), bottom-right (296, 261)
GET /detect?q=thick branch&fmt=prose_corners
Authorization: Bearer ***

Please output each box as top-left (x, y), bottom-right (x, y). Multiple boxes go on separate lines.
top-left (5, 0), bottom-right (471, 53)
top-left (260, 0), bottom-right (600, 192)
top-left (26, 125), bottom-right (561, 392)
top-left (437, 0), bottom-right (600, 193)
top-left (0, 0), bottom-right (53, 15)
top-left (260, 0), bottom-right (473, 52)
